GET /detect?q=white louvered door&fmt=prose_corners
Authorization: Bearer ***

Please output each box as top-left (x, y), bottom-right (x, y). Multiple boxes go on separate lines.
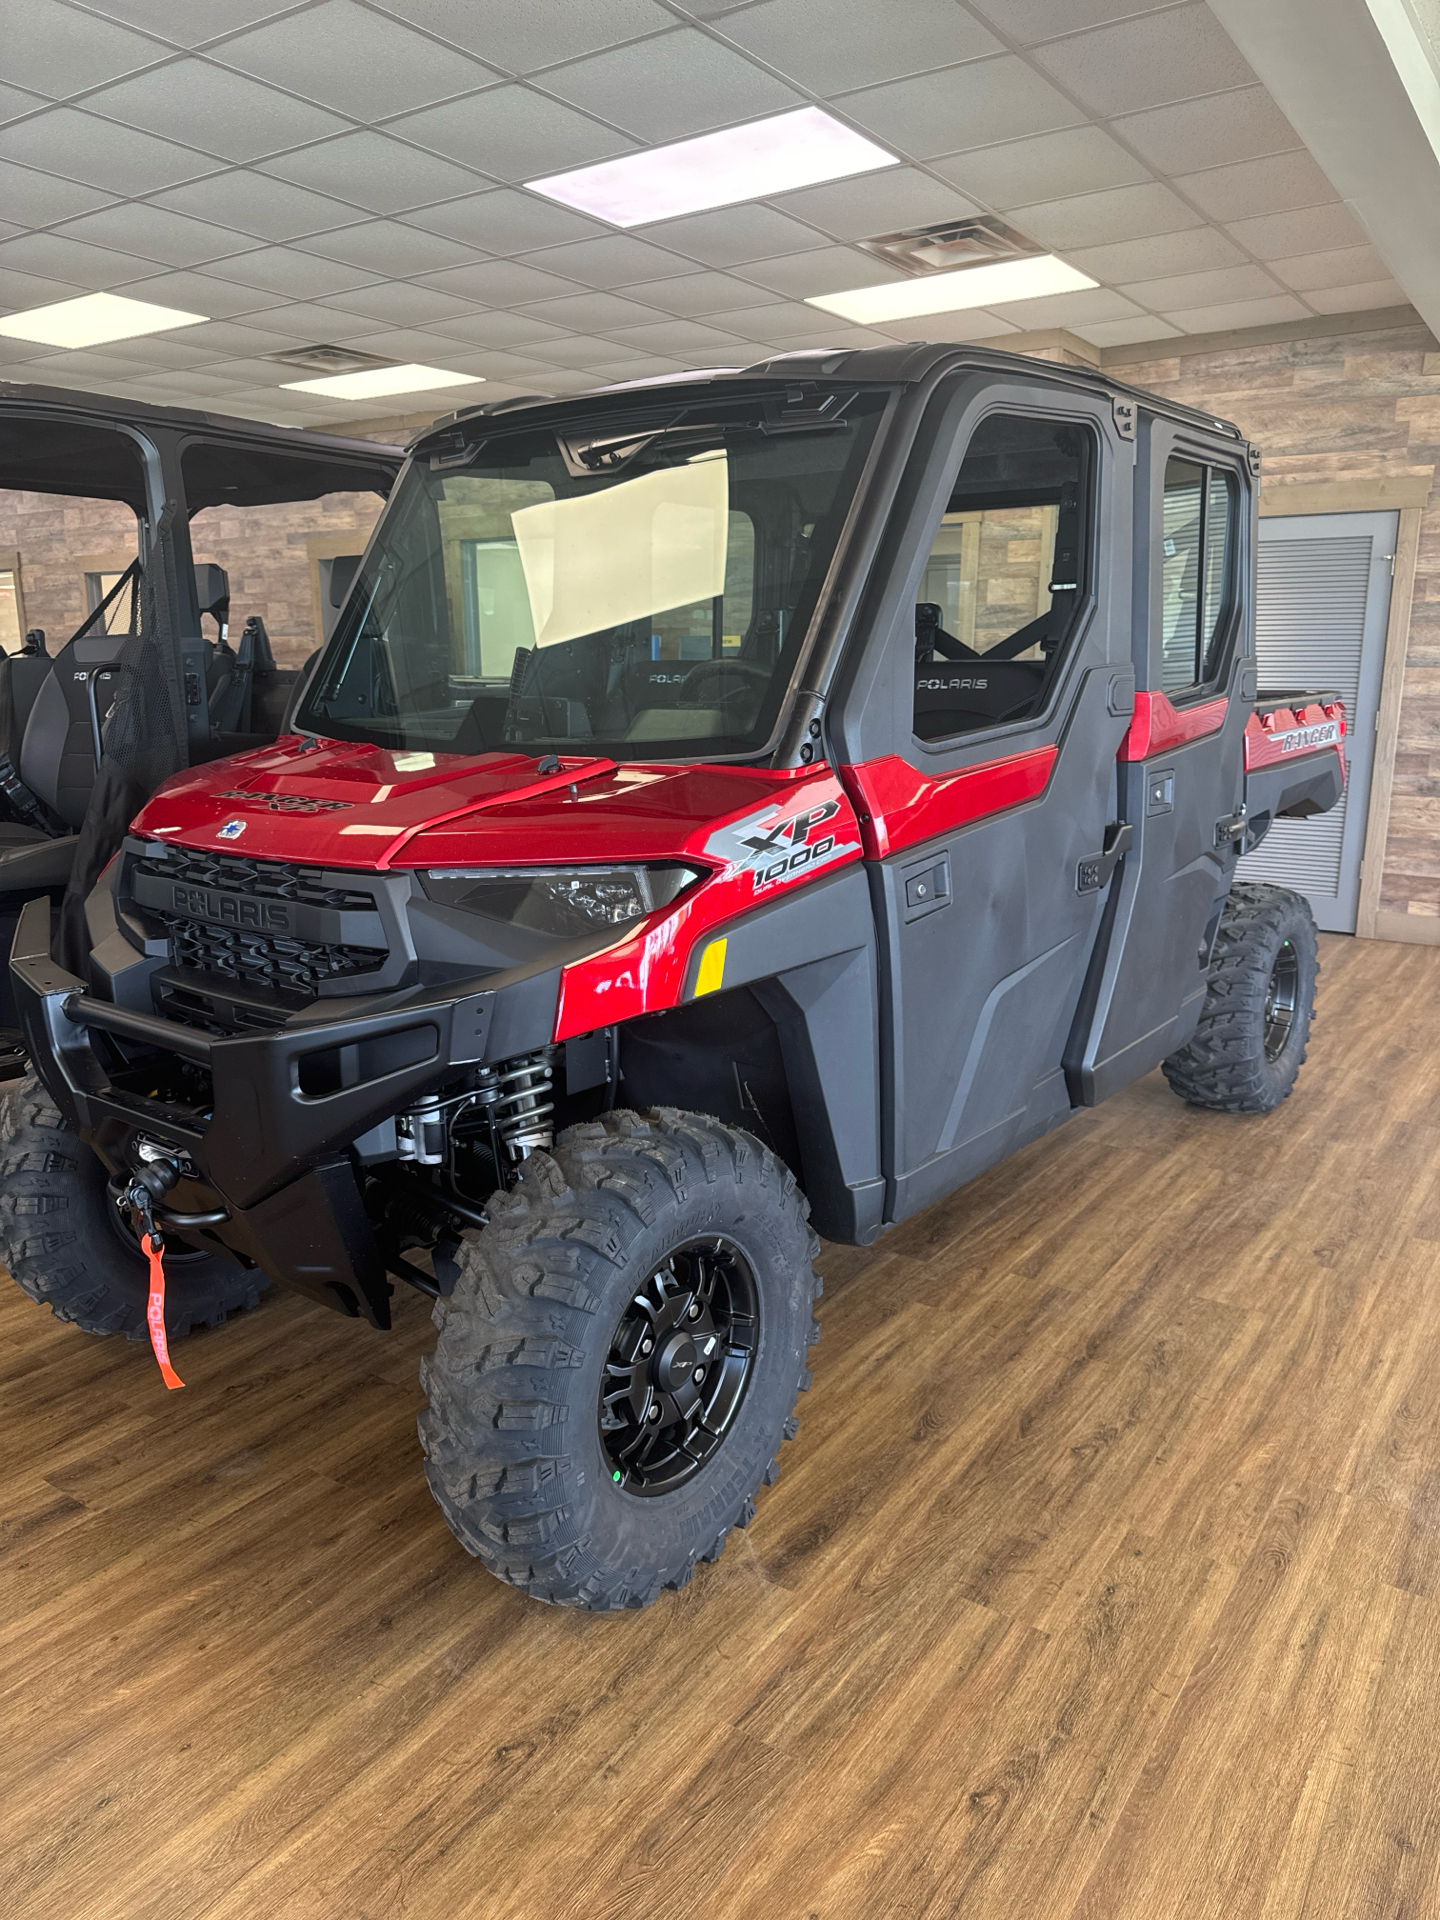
top-left (1237, 511), bottom-right (1395, 932)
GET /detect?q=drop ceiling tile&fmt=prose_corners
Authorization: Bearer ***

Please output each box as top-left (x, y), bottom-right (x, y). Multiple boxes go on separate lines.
top-left (725, 0), bottom-right (1004, 95)
top-left (602, 319), bottom-right (748, 354)
top-left (165, 317), bottom-right (311, 354)
top-left (388, 86), bottom-right (635, 182)
top-left (586, 357), bottom-right (690, 384)
top-left (0, 108), bottom-right (215, 195)
top-left (0, 337), bottom-right (55, 367)
top-left (619, 272), bottom-right (787, 316)
top-left (540, 29), bottom-right (800, 143)
top-left (516, 290), bottom-right (667, 330)
top-left (244, 301), bottom-right (386, 339)
top-left (7, 0), bottom-right (168, 97)
top-left (1225, 202), bottom-right (1367, 259)
top-left (1006, 182), bottom-right (1205, 250)
top-left (420, 259), bottom-right (588, 305)
top-left (124, 366), bottom-right (256, 398)
top-left (436, 308), bottom-right (576, 348)
top-left (305, 220), bottom-right (480, 276)
top-left (699, 299), bottom-right (829, 337)
top-left (1111, 86), bottom-right (1299, 177)
top-left (0, 83), bottom-right (52, 122)
top-left (968, 0), bottom-right (1169, 41)
top-left (767, 169), bottom-right (981, 241)
top-left (98, 332), bottom-right (253, 367)
top-left (732, 245), bottom-right (907, 299)
top-left (1304, 278), bottom-right (1408, 314)
top-left (1071, 314), bottom-right (1184, 346)
top-left (335, 328), bottom-right (498, 364)
top-left (520, 333), bottom-right (642, 367)
top-left (261, 132), bottom-right (487, 214)
top-left (152, 170), bottom-right (368, 242)
top-left (205, 245), bottom-right (383, 299)
top-left (103, 267), bottom-right (281, 317)
top-left (1271, 245), bottom-right (1391, 293)
top-left (216, 2), bottom-right (500, 119)
top-left (368, 0), bottom-right (671, 74)
top-left (838, 55), bottom-right (1085, 159)
top-left (52, 203), bottom-right (257, 270)
top-left (312, 282), bottom-right (479, 330)
top-left (1173, 150), bottom-right (1340, 223)
top-left (407, 188), bottom-right (606, 251)
top-left (0, 230), bottom-right (137, 290)
top-left (1162, 293), bottom-right (1312, 332)
top-left (0, 160), bottom-right (119, 227)
top-left (984, 286), bottom-right (1144, 327)
top-left (516, 236), bottom-right (699, 288)
top-left (83, 61), bottom-right (350, 164)
top-left (1119, 263), bottom-right (1285, 308)
top-left (867, 309), bottom-right (1019, 342)
top-left (1031, 5), bottom-right (1257, 116)
top-left (76, 1), bottom-right (303, 47)
top-left (632, 205), bottom-right (831, 268)
top-left (1066, 227), bottom-right (1246, 282)
top-left (928, 126), bottom-right (1150, 210)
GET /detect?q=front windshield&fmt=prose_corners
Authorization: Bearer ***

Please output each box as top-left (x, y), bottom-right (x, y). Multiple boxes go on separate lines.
top-left (298, 388), bottom-right (888, 760)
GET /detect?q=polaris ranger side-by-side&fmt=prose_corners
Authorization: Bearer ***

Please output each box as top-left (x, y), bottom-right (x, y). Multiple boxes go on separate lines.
top-left (2, 345), bottom-right (1345, 1610)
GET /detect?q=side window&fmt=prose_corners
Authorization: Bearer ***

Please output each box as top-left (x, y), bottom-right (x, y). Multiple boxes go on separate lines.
top-left (1160, 457), bottom-right (1236, 694)
top-left (914, 413), bottom-right (1093, 743)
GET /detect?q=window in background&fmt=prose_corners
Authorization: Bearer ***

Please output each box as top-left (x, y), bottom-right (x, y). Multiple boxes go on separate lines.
top-left (84, 569), bottom-right (131, 633)
top-left (1160, 458), bottom-right (1236, 694)
top-left (0, 564), bottom-right (22, 650)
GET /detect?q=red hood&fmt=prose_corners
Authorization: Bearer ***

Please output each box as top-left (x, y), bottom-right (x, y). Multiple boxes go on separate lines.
top-left (130, 734), bottom-right (825, 871)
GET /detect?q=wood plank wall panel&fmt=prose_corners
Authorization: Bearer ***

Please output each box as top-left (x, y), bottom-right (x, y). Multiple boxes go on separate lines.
top-left (1109, 321), bottom-right (1440, 938)
top-left (4, 934), bottom-right (1440, 1919)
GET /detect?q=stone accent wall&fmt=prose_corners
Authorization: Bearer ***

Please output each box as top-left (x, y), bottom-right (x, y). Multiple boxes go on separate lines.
top-left (1108, 319), bottom-right (1440, 936)
top-left (0, 487), bottom-right (384, 670)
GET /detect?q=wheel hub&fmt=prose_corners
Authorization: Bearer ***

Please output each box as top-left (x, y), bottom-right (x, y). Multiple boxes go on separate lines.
top-left (1263, 940), bottom-right (1300, 1060)
top-left (599, 1237), bottom-right (759, 1496)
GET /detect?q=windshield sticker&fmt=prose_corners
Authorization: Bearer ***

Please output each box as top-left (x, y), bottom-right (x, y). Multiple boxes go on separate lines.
top-left (705, 794), bottom-right (860, 896)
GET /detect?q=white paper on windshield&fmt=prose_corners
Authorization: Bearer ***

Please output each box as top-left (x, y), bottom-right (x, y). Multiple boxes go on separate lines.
top-left (511, 453), bottom-right (729, 648)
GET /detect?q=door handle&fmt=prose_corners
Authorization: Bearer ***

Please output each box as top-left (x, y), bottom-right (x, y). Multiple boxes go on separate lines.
top-left (1076, 820), bottom-right (1133, 894)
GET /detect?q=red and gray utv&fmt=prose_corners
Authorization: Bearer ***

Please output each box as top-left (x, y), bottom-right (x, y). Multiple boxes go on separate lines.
top-left (1, 345), bottom-right (1345, 1610)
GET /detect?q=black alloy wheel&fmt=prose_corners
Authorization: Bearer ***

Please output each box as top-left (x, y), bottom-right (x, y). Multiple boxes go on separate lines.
top-left (1262, 940), bottom-right (1300, 1060)
top-left (600, 1238), bottom-right (759, 1495)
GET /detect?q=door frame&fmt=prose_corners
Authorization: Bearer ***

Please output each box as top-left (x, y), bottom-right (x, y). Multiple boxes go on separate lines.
top-left (1257, 476), bottom-right (1424, 941)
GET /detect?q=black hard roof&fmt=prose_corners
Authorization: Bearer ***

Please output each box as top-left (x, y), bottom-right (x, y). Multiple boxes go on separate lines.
top-left (0, 381), bottom-right (402, 511)
top-left (417, 339), bottom-right (1246, 456)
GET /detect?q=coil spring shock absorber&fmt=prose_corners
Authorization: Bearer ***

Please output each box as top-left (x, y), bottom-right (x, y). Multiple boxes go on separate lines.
top-left (475, 1046), bottom-right (556, 1161)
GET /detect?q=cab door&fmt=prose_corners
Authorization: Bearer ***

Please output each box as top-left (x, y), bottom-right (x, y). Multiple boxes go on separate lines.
top-left (1066, 417), bottom-right (1252, 1105)
top-left (833, 377), bottom-right (1136, 1224)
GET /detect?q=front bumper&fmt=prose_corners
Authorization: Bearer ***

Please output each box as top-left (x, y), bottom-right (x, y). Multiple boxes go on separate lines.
top-left (12, 895), bottom-right (565, 1326)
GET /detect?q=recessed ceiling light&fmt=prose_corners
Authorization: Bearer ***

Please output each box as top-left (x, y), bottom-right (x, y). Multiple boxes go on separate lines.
top-left (806, 255), bottom-right (1099, 325)
top-left (0, 290), bottom-right (208, 348)
top-left (279, 364), bottom-right (485, 400)
top-left (527, 105), bottom-right (898, 228)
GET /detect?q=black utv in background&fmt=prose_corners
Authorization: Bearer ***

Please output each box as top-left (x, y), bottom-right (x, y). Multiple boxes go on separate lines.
top-left (0, 384), bottom-right (400, 1053)
top-left (1, 345), bottom-right (1344, 1610)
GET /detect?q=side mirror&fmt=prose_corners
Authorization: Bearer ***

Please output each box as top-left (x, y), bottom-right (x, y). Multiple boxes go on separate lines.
top-left (329, 553), bottom-right (361, 609)
top-left (194, 563), bottom-right (230, 628)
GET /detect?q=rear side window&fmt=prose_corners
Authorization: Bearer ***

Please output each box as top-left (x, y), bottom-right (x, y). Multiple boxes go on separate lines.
top-left (913, 413), bottom-right (1093, 743)
top-left (1160, 457), bottom-right (1237, 694)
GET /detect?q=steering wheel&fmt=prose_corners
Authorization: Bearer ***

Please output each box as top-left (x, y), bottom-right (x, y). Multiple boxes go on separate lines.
top-left (679, 659), bottom-right (771, 709)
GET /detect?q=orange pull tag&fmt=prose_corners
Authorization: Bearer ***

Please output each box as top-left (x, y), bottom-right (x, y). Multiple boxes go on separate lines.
top-left (141, 1231), bottom-right (185, 1391)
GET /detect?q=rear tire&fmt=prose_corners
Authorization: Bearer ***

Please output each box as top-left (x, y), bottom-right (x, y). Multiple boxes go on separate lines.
top-left (418, 1108), bottom-right (821, 1610)
top-left (1161, 881), bottom-right (1318, 1113)
top-left (0, 1073), bottom-right (265, 1338)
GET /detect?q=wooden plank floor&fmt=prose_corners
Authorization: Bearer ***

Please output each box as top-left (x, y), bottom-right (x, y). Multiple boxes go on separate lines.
top-left (4, 932), bottom-right (1440, 1920)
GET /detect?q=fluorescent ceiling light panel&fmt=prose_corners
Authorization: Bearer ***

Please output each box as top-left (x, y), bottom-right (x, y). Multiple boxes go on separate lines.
top-left (806, 255), bottom-right (1098, 325)
top-left (0, 291), bottom-right (207, 348)
top-left (280, 363), bottom-right (484, 399)
top-left (527, 106), bottom-right (898, 228)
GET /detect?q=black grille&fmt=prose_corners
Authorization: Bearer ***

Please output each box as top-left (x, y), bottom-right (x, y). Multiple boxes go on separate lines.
top-left (167, 918), bottom-right (386, 994)
top-left (131, 846), bottom-right (387, 998)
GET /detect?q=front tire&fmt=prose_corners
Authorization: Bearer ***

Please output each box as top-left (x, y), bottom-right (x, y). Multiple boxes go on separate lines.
top-left (0, 1073), bottom-right (266, 1338)
top-left (418, 1109), bottom-right (821, 1610)
top-left (1161, 881), bottom-right (1319, 1113)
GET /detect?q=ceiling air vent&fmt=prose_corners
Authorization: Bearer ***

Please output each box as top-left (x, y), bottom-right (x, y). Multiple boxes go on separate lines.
top-left (855, 216), bottom-right (1043, 278)
top-left (263, 344), bottom-right (398, 375)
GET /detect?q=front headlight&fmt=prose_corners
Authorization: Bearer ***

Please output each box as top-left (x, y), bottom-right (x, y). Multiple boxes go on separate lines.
top-left (420, 864), bottom-right (701, 939)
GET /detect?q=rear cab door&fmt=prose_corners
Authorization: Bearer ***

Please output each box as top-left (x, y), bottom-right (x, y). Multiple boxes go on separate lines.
top-left (1067, 407), bottom-right (1254, 1104)
top-left (830, 368), bottom-right (1137, 1224)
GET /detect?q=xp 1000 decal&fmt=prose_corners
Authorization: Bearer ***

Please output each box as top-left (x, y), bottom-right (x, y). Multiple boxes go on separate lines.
top-left (704, 790), bottom-right (862, 895)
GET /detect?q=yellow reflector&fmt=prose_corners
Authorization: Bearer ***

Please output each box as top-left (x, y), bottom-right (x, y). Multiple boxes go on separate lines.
top-left (694, 937), bottom-right (727, 997)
